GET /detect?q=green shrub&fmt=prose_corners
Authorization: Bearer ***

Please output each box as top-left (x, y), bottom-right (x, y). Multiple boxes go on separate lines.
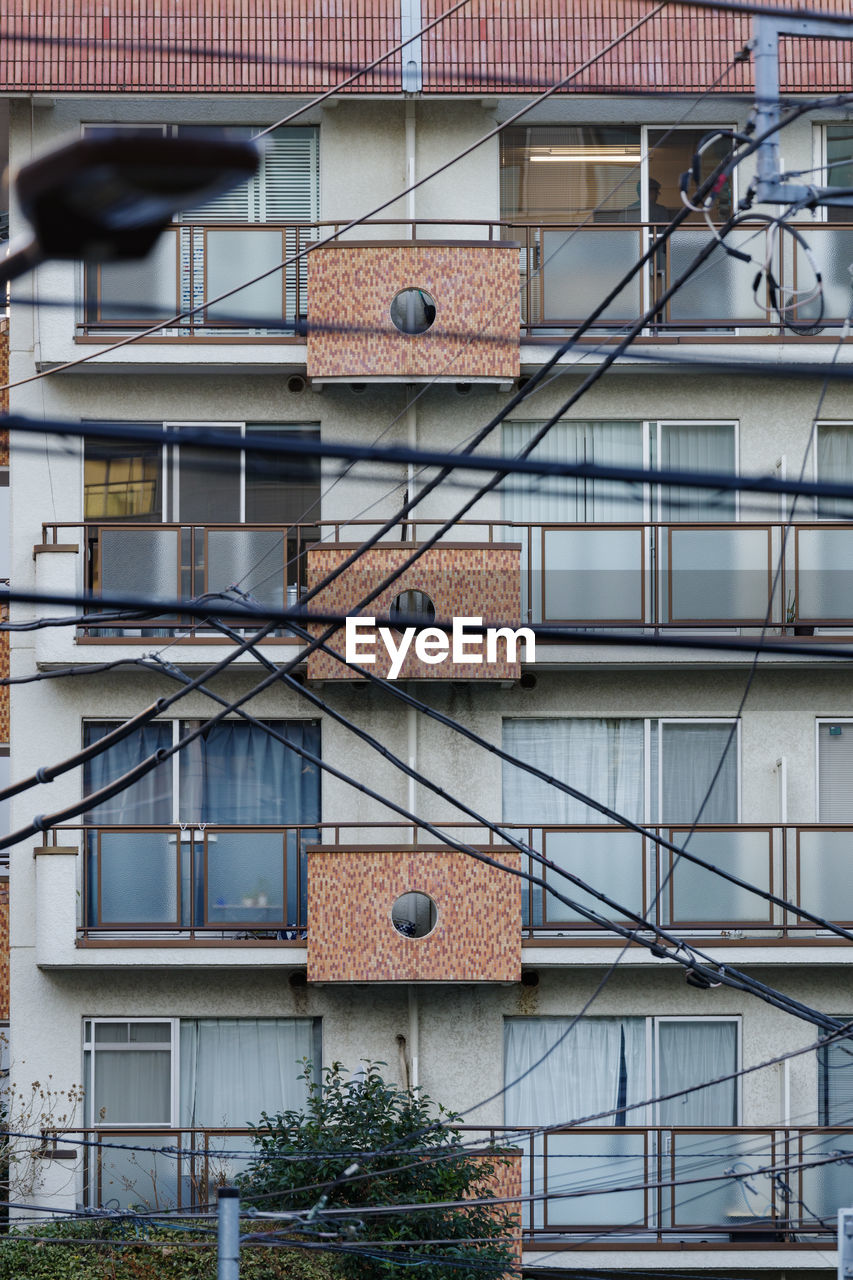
top-left (237, 1062), bottom-right (516, 1280)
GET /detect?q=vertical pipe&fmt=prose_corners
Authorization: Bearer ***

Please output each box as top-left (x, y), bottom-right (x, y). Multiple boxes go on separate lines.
top-left (408, 985), bottom-right (419, 1090)
top-left (405, 100), bottom-right (416, 233)
top-left (406, 392), bottom-right (417, 515)
top-left (407, 701), bottom-right (417, 836)
top-left (217, 1187), bottom-right (240, 1280)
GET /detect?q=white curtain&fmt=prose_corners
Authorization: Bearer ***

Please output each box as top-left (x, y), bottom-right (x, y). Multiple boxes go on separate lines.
top-left (502, 421), bottom-right (643, 524)
top-left (657, 1021), bottom-right (737, 1126)
top-left (502, 718), bottom-right (644, 824)
top-left (659, 422), bottom-right (736, 522)
top-left (660, 722), bottom-right (737, 824)
top-left (179, 1018), bottom-right (316, 1127)
top-left (817, 425), bottom-right (853, 518)
top-left (504, 1017), bottom-right (646, 1126)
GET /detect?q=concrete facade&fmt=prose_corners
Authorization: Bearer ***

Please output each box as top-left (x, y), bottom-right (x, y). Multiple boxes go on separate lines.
top-left (5, 38), bottom-right (853, 1277)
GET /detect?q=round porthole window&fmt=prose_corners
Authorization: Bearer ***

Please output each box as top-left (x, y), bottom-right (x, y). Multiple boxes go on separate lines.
top-left (390, 288), bottom-right (436, 334)
top-left (392, 892), bottom-right (437, 939)
top-left (389, 590), bottom-right (436, 629)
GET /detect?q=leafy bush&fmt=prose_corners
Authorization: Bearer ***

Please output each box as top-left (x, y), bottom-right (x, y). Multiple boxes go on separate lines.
top-left (237, 1063), bottom-right (516, 1280)
top-left (0, 1218), bottom-right (338, 1279)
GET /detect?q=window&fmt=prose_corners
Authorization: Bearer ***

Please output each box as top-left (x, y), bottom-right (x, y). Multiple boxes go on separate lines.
top-left (505, 1016), bottom-right (739, 1126)
top-left (83, 1017), bottom-right (320, 1207)
top-left (821, 126), bottom-right (853, 224)
top-left (816, 422), bottom-right (853, 519)
top-left (82, 720), bottom-right (320, 930)
top-left (84, 1017), bottom-right (319, 1128)
top-left (817, 720), bottom-right (853, 821)
top-left (504, 1016), bottom-right (739, 1233)
top-left (502, 717), bottom-right (739, 826)
top-left (502, 419), bottom-right (737, 525)
top-left (503, 718), bottom-right (742, 930)
top-left (84, 423), bottom-right (321, 524)
top-left (82, 423), bottom-right (321, 617)
top-left (819, 1022), bottom-right (853, 1124)
top-left (502, 420), bottom-right (743, 626)
top-left (500, 126), bottom-right (733, 226)
top-left (83, 125), bottom-right (319, 332)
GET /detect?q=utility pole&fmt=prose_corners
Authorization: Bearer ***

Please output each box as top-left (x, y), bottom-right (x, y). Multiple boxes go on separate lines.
top-left (839, 1208), bottom-right (853, 1280)
top-left (217, 1186), bottom-right (240, 1280)
top-left (752, 12), bottom-right (853, 209)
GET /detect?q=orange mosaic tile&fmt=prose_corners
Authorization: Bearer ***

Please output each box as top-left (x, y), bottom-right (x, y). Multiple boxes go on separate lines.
top-left (0, 886), bottom-right (9, 1021)
top-left (306, 242), bottom-right (519, 381)
top-left (0, 322), bottom-right (8, 464)
top-left (306, 543), bottom-right (523, 681)
top-left (306, 845), bottom-right (521, 983)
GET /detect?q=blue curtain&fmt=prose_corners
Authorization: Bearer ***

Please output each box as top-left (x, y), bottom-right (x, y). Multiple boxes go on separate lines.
top-left (177, 720), bottom-right (320, 824)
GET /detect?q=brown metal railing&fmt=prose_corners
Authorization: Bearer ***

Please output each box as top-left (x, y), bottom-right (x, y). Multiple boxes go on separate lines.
top-left (52, 1121), bottom-right (851, 1238)
top-left (57, 820), bottom-right (853, 943)
top-left (457, 1124), bottom-right (851, 1244)
top-left (76, 218), bottom-right (853, 339)
top-left (41, 517), bottom-right (853, 636)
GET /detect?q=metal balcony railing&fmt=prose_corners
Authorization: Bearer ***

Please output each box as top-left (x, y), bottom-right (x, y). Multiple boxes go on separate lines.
top-left (75, 219), bottom-right (853, 339)
top-left (50, 1121), bottom-right (852, 1238)
top-left (55, 821), bottom-right (853, 943)
top-left (459, 1125), bottom-right (853, 1244)
top-left (40, 517), bottom-right (853, 638)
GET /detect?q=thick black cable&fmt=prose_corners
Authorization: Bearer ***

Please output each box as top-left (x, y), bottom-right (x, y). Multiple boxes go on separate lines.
top-left (22, 411), bottom-right (853, 504)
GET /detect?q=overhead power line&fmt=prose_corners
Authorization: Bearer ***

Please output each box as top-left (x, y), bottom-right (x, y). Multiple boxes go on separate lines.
top-left (15, 411), bottom-right (853, 504)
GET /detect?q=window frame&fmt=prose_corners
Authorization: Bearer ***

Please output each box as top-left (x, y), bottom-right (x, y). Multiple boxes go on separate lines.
top-left (82, 421), bottom-right (322, 526)
top-left (657, 717), bottom-right (742, 824)
top-left (83, 1017), bottom-right (179, 1129)
top-left (83, 1017), bottom-right (322, 1130)
top-left (502, 1013), bottom-right (742, 1126)
top-left (653, 418), bottom-right (740, 522)
top-left (814, 716), bottom-right (853, 821)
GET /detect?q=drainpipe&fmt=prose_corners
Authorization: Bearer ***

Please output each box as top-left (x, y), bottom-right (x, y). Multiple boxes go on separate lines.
top-left (408, 985), bottom-right (420, 1090)
top-left (405, 100), bottom-right (417, 236)
top-left (407, 702), bottom-right (417, 836)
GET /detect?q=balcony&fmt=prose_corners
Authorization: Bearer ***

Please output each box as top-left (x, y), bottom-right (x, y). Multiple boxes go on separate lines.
top-left (58, 1122), bottom-right (852, 1247)
top-left (38, 517), bottom-right (853, 646)
top-left (74, 219), bottom-right (853, 343)
top-left (45, 821), bottom-right (853, 949)
top-left (464, 1125), bottom-right (852, 1247)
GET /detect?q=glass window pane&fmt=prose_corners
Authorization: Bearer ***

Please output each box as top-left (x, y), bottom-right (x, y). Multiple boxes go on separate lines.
top-left (178, 720), bottom-right (320, 825)
top-left (83, 723), bottom-right (173, 825)
top-left (178, 427), bottom-right (241, 523)
top-left (817, 723), bottom-right (853, 821)
top-left (660, 722), bottom-right (737, 823)
top-left (646, 129), bottom-right (733, 223)
top-left (245, 425), bottom-right (321, 524)
top-left (819, 1022), bottom-right (853, 1124)
top-left (817, 424), bottom-right (853, 518)
top-left (500, 126), bottom-right (642, 223)
top-left (129, 1024), bottom-right (172, 1044)
top-left (179, 1018), bottom-right (316, 1127)
top-left (657, 1021), bottom-right (737, 1125)
top-left (659, 422), bottom-right (736, 522)
top-left (95, 1023), bottom-right (129, 1044)
top-left (84, 433), bottom-right (163, 521)
top-left (825, 127), bottom-right (853, 224)
top-left (94, 1050), bottom-right (171, 1125)
top-left (503, 718), bottom-right (644, 825)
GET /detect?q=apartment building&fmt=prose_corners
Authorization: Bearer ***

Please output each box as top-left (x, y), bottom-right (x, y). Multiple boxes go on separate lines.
top-left (3, 3), bottom-right (853, 1275)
